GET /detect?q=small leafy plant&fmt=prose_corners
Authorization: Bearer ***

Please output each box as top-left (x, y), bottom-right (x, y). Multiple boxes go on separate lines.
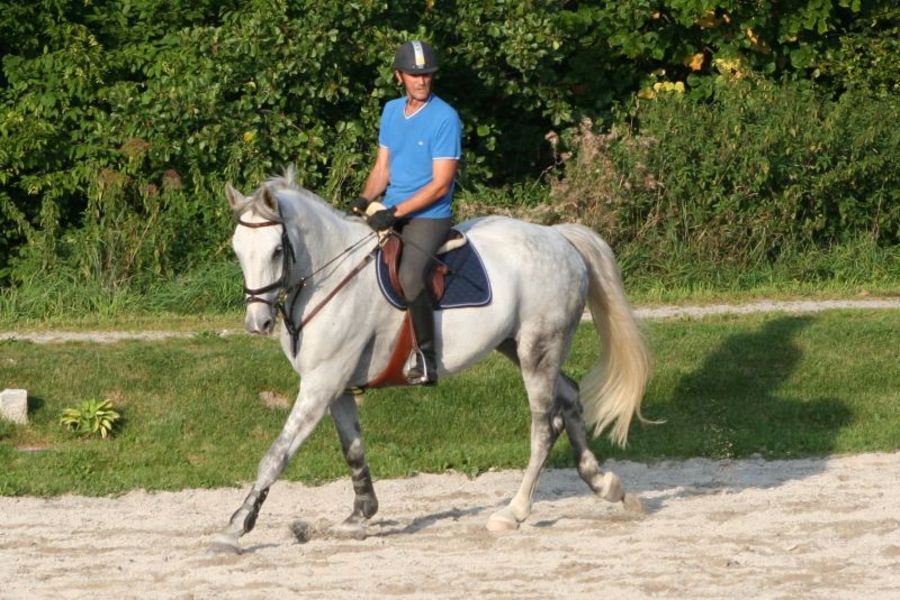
top-left (59, 399), bottom-right (121, 439)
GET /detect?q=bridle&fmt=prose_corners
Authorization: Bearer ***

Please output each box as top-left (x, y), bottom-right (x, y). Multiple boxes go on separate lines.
top-left (237, 214), bottom-right (378, 356)
top-left (238, 217), bottom-right (298, 308)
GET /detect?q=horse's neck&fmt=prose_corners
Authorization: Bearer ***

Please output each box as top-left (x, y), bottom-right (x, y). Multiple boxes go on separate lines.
top-left (282, 194), bottom-right (371, 276)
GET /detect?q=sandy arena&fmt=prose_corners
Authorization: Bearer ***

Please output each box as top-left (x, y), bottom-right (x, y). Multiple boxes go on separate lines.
top-left (2, 452), bottom-right (899, 598)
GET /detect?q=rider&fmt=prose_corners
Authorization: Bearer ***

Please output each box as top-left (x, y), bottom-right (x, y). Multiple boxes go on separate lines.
top-left (350, 40), bottom-right (462, 385)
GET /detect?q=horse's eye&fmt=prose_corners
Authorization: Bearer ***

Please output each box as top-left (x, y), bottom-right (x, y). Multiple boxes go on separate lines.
top-left (273, 246), bottom-right (283, 258)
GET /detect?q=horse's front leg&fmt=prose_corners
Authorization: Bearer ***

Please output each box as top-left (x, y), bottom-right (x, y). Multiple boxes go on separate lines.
top-left (209, 379), bottom-right (336, 553)
top-left (329, 392), bottom-right (378, 538)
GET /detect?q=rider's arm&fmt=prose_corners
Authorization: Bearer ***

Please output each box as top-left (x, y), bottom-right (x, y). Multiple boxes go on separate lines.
top-left (392, 158), bottom-right (457, 218)
top-left (360, 146), bottom-right (391, 202)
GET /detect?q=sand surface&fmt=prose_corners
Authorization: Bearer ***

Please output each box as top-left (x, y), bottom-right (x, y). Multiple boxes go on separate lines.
top-left (2, 453), bottom-right (899, 599)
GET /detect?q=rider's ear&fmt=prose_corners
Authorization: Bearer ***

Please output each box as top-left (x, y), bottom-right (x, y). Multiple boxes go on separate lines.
top-left (394, 70), bottom-right (402, 85)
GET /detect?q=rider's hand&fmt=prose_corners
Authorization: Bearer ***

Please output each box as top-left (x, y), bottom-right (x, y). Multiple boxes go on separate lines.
top-left (348, 196), bottom-right (369, 215)
top-left (366, 206), bottom-right (397, 231)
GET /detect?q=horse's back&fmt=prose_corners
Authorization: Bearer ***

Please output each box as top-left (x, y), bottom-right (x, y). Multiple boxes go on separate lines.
top-left (440, 216), bottom-right (589, 357)
top-left (458, 216), bottom-right (588, 286)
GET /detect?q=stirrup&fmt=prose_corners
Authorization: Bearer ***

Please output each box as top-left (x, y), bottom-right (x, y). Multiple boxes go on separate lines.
top-left (404, 349), bottom-right (437, 386)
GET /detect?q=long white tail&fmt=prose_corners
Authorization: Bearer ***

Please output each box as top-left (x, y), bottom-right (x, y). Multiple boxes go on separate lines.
top-left (554, 223), bottom-right (652, 447)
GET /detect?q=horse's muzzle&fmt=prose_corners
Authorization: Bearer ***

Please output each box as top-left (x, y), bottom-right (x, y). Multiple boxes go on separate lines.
top-left (244, 303), bottom-right (276, 335)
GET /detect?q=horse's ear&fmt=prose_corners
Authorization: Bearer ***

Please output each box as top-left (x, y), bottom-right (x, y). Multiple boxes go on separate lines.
top-left (225, 183), bottom-right (244, 211)
top-left (260, 185), bottom-right (278, 213)
top-left (284, 165), bottom-right (297, 188)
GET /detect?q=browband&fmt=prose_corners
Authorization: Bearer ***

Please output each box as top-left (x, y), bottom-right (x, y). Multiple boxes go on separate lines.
top-left (238, 218), bottom-right (281, 228)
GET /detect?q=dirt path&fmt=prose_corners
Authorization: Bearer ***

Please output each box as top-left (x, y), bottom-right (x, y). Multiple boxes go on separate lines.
top-left (2, 453), bottom-right (899, 598)
top-left (1, 298), bottom-right (898, 343)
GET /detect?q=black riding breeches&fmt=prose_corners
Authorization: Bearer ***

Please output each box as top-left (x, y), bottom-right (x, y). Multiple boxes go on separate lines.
top-left (397, 217), bottom-right (452, 300)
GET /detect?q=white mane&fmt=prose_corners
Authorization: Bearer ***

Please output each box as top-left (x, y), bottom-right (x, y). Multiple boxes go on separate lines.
top-left (230, 166), bottom-right (343, 223)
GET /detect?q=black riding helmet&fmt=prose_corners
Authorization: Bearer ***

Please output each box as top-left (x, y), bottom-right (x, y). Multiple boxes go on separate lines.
top-left (392, 40), bottom-right (439, 74)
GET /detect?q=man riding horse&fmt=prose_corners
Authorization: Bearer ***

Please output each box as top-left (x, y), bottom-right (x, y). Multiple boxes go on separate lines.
top-left (350, 40), bottom-right (462, 386)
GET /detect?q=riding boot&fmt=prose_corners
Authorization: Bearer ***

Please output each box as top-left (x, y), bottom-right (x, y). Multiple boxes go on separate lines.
top-left (405, 290), bottom-right (438, 385)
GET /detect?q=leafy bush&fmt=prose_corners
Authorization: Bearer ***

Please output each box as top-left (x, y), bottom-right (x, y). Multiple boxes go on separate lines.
top-left (59, 399), bottom-right (121, 439)
top-left (1, 0), bottom-right (895, 311)
top-left (816, 4), bottom-right (899, 97)
top-left (548, 78), bottom-right (899, 272)
top-left (0, 1), bottom-right (575, 289)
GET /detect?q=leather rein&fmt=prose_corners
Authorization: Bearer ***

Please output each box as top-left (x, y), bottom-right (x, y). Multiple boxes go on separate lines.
top-left (238, 217), bottom-right (377, 356)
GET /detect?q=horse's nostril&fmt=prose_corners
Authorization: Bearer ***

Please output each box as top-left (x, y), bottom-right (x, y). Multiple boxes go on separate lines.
top-left (244, 311), bottom-right (274, 335)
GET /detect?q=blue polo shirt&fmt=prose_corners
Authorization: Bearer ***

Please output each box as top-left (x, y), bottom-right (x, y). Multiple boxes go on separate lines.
top-left (378, 94), bottom-right (462, 219)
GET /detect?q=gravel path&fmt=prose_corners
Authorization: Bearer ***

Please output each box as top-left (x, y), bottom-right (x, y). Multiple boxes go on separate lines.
top-left (2, 298), bottom-right (898, 344)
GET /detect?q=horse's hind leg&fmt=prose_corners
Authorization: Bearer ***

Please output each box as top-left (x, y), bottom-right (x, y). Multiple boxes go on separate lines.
top-left (487, 338), bottom-right (567, 532)
top-left (329, 392), bottom-right (378, 536)
top-left (557, 374), bottom-right (643, 513)
top-left (495, 338), bottom-right (641, 519)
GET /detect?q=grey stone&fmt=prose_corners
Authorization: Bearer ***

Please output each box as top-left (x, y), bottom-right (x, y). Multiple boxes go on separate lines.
top-left (0, 388), bottom-right (28, 425)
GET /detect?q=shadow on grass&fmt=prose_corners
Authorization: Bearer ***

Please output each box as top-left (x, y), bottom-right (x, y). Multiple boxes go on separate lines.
top-left (538, 316), bottom-right (852, 511)
top-left (658, 315), bottom-right (851, 460)
top-left (27, 395), bottom-right (45, 414)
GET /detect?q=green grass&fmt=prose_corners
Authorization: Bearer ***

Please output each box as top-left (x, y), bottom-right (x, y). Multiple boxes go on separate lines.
top-left (1, 310), bottom-right (898, 496)
top-left (617, 312), bottom-right (900, 459)
top-left (619, 236), bottom-right (900, 305)
top-left (1, 235), bottom-right (897, 328)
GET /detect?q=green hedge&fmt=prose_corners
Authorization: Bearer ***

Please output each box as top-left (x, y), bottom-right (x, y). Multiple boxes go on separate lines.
top-left (548, 78), bottom-right (898, 271)
top-left (1, 0), bottom-right (896, 294)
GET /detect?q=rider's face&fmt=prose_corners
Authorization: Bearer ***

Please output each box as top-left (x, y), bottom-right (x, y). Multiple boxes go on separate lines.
top-left (396, 71), bottom-right (433, 104)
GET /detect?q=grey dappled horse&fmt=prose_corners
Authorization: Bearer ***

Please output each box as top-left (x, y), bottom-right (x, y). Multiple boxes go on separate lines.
top-left (212, 170), bottom-right (651, 552)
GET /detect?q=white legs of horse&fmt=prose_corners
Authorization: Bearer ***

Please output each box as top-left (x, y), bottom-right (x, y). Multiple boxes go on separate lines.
top-left (211, 377), bottom-right (339, 551)
top-left (484, 360), bottom-right (640, 532)
top-left (212, 174), bottom-right (650, 553)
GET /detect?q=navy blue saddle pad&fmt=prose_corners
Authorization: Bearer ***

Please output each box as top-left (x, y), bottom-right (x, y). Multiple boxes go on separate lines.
top-left (375, 239), bottom-right (492, 310)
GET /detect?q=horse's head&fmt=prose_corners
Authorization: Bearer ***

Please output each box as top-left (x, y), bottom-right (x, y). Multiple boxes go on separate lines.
top-left (225, 182), bottom-right (289, 335)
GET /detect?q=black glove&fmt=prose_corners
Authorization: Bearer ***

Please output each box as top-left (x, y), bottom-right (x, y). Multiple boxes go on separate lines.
top-left (366, 206), bottom-right (397, 231)
top-left (348, 196), bottom-right (369, 215)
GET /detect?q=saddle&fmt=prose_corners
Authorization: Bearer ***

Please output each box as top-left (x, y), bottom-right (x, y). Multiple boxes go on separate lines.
top-left (364, 229), bottom-right (492, 389)
top-left (375, 230), bottom-right (492, 311)
top-left (363, 311), bottom-right (417, 389)
top-left (379, 229), bottom-right (467, 303)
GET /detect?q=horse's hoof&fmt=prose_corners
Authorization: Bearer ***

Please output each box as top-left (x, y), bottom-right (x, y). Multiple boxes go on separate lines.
top-left (290, 520), bottom-right (314, 544)
top-left (486, 509), bottom-right (519, 532)
top-left (623, 492), bottom-right (645, 514)
top-left (207, 533), bottom-right (242, 555)
top-left (600, 471), bottom-right (625, 503)
top-left (331, 520), bottom-right (367, 541)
